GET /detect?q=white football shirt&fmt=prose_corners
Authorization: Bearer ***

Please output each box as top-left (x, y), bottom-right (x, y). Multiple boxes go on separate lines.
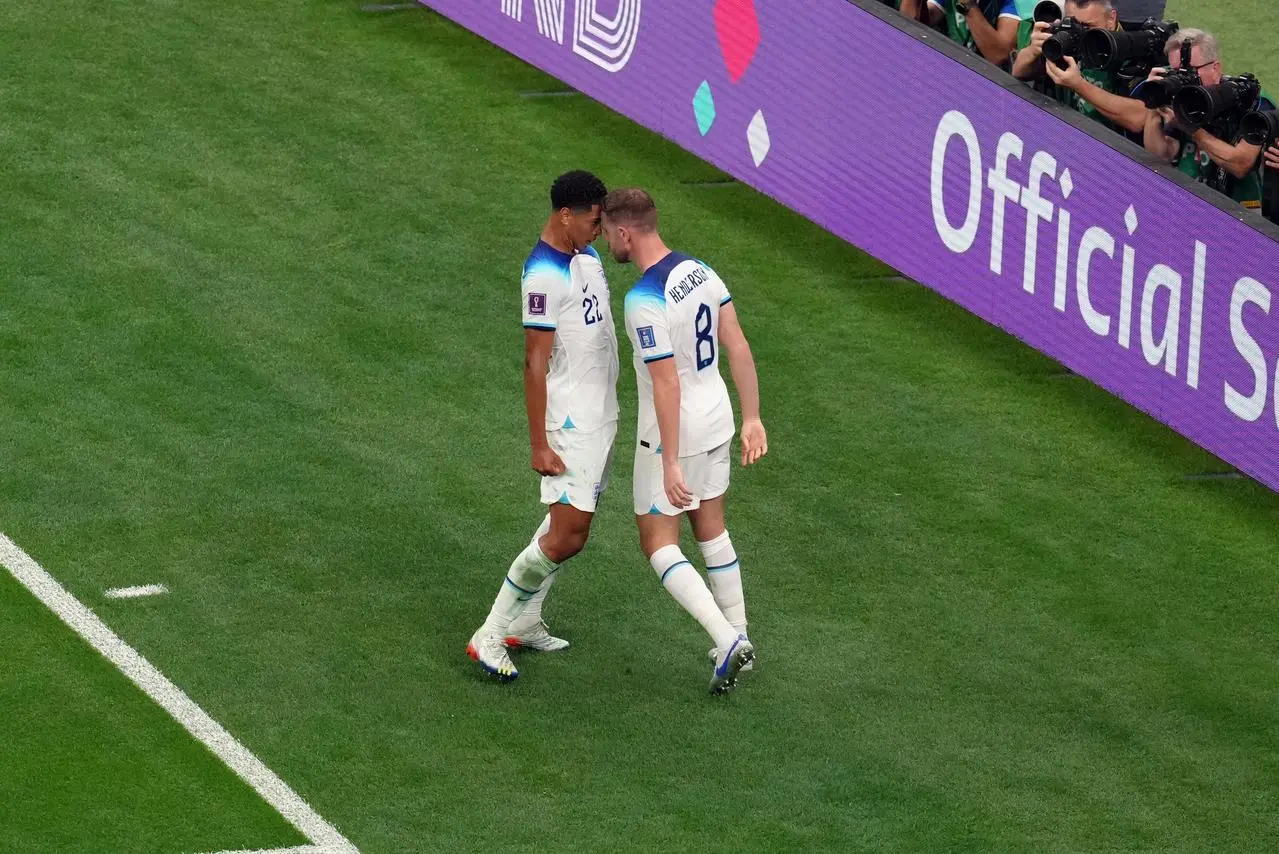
top-left (520, 241), bottom-right (619, 431)
top-left (624, 252), bottom-right (735, 457)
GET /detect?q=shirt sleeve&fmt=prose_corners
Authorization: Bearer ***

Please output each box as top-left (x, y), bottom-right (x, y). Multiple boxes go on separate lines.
top-left (522, 270), bottom-right (562, 331)
top-left (1015, 17), bottom-right (1033, 50)
top-left (624, 292), bottom-right (674, 364)
top-left (999, 0), bottom-right (1020, 18)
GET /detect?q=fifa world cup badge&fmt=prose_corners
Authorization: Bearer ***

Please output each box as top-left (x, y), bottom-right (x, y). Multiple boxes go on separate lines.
top-left (638, 326), bottom-right (656, 349)
top-left (528, 293), bottom-right (547, 316)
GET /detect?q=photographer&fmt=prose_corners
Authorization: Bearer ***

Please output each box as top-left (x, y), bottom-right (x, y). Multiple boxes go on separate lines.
top-left (1011, 0), bottom-right (1149, 134)
top-left (1142, 29), bottom-right (1272, 211)
top-left (900, 0), bottom-right (1020, 66)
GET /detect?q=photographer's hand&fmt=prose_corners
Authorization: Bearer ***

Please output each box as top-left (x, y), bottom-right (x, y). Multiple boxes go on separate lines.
top-left (1156, 106), bottom-right (1186, 135)
top-left (1265, 144), bottom-right (1279, 171)
top-left (1027, 20), bottom-right (1053, 59)
top-left (1144, 107), bottom-right (1181, 161)
top-left (1044, 55), bottom-right (1084, 90)
top-left (1012, 21), bottom-right (1053, 81)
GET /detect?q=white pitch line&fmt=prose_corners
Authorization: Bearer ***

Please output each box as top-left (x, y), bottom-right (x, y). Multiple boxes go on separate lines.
top-left (199, 846), bottom-right (336, 854)
top-left (0, 534), bottom-right (359, 854)
top-left (105, 583), bottom-right (169, 599)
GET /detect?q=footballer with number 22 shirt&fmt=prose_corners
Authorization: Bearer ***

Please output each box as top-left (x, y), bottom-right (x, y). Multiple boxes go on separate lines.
top-left (466, 171), bottom-right (618, 682)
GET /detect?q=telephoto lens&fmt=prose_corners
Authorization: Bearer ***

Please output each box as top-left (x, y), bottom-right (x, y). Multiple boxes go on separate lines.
top-left (1174, 74), bottom-right (1261, 129)
top-left (1033, 0), bottom-right (1063, 24)
top-left (1081, 18), bottom-right (1178, 71)
top-left (1239, 109), bottom-right (1279, 147)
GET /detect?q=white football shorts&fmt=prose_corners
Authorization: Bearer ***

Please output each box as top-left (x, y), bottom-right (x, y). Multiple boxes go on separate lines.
top-left (539, 421), bottom-right (618, 513)
top-left (632, 439), bottom-right (731, 516)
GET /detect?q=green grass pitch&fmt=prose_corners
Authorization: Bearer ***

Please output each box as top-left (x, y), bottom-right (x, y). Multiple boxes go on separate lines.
top-left (1, 1), bottom-right (1277, 852)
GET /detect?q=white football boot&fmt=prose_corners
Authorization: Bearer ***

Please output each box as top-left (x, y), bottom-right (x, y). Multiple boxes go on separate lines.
top-left (466, 628), bottom-right (518, 681)
top-left (708, 637), bottom-right (754, 673)
top-left (503, 619), bottom-right (570, 652)
top-left (709, 634), bottom-right (756, 695)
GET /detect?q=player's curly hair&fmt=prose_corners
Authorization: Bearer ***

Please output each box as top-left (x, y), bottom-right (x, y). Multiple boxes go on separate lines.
top-left (550, 170), bottom-right (608, 212)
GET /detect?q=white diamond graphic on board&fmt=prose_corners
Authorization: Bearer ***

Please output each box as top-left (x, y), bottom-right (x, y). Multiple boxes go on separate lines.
top-left (747, 109), bottom-right (770, 167)
top-left (1124, 205), bottom-right (1138, 235)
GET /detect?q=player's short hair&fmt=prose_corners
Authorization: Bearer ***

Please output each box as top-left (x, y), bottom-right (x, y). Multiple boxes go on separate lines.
top-left (601, 188), bottom-right (658, 232)
top-left (550, 170), bottom-right (608, 212)
top-left (1166, 28), bottom-right (1219, 63)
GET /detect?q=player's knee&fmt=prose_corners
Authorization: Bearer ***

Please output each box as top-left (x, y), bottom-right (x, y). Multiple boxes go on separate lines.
top-left (688, 500), bottom-right (726, 542)
top-left (691, 519), bottom-right (726, 543)
top-left (637, 529), bottom-right (673, 561)
top-left (542, 527), bottom-right (588, 562)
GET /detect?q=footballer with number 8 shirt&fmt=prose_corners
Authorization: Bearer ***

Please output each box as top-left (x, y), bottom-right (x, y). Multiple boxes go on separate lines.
top-left (601, 187), bottom-right (768, 696)
top-left (466, 171), bottom-right (619, 682)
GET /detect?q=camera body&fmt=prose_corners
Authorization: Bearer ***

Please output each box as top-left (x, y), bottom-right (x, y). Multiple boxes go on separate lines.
top-left (1141, 67), bottom-right (1199, 108)
top-left (1138, 42), bottom-right (1199, 109)
top-left (1042, 17), bottom-right (1088, 69)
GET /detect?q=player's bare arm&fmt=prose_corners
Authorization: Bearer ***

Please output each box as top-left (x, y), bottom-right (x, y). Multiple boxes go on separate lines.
top-left (524, 328), bottom-right (565, 476)
top-left (717, 302), bottom-right (768, 466)
top-left (646, 356), bottom-right (692, 509)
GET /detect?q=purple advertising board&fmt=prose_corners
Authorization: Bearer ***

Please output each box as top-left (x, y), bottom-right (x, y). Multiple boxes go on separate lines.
top-left (420, 0), bottom-right (1279, 492)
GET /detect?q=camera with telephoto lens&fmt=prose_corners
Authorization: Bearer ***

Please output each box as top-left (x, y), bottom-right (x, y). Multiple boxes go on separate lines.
top-left (1081, 18), bottom-right (1178, 73)
top-left (1138, 41), bottom-right (1199, 108)
top-left (1042, 17), bottom-right (1088, 69)
top-left (1173, 73), bottom-right (1261, 130)
top-left (1240, 109), bottom-right (1279, 223)
top-left (1033, 0), bottom-right (1063, 24)
top-left (1240, 109), bottom-right (1279, 148)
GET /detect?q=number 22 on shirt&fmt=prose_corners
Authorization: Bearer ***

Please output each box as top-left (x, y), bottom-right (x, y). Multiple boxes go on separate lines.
top-left (583, 294), bottom-right (604, 325)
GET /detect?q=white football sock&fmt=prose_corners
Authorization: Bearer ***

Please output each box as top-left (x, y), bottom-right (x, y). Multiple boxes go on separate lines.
top-left (699, 530), bottom-right (746, 635)
top-left (481, 541), bottom-right (558, 635)
top-left (509, 568), bottom-right (558, 631)
top-left (509, 514), bottom-right (558, 632)
top-left (650, 544), bottom-right (738, 650)
top-left (528, 513), bottom-right (552, 547)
